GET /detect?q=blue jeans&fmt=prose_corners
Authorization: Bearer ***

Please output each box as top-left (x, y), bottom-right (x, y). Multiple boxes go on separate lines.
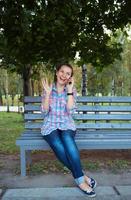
top-left (43, 129), bottom-right (84, 185)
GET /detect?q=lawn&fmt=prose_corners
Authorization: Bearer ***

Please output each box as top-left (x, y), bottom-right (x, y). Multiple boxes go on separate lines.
top-left (0, 112), bottom-right (24, 153)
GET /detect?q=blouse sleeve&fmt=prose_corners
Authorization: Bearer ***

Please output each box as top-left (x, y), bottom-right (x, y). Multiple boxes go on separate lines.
top-left (41, 90), bottom-right (49, 117)
top-left (67, 87), bottom-right (77, 116)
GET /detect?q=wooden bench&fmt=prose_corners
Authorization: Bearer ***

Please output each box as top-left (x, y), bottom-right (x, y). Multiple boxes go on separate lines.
top-left (16, 96), bottom-right (131, 176)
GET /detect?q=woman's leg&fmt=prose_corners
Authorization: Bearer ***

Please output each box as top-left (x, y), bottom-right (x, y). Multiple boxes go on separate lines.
top-left (43, 129), bottom-right (95, 196)
top-left (43, 129), bottom-right (75, 177)
top-left (60, 129), bottom-right (85, 185)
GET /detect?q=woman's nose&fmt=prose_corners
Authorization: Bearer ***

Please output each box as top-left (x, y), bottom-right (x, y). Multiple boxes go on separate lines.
top-left (62, 73), bottom-right (66, 78)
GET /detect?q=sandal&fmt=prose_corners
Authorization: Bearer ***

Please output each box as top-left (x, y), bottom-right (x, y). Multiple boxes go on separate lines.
top-left (79, 187), bottom-right (96, 197)
top-left (89, 177), bottom-right (97, 189)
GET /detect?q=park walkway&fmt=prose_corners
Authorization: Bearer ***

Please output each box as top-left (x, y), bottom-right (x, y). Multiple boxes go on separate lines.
top-left (1, 171), bottom-right (131, 199)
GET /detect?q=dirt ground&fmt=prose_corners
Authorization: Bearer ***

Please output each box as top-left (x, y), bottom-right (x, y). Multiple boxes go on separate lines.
top-left (32, 149), bottom-right (131, 162)
top-left (0, 150), bottom-right (131, 175)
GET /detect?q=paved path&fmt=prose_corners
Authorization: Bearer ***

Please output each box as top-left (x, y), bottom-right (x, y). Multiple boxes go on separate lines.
top-left (1, 186), bottom-right (131, 200)
top-left (0, 172), bottom-right (131, 199)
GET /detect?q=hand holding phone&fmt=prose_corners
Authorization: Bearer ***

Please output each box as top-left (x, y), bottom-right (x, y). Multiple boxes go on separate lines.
top-left (66, 77), bottom-right (74, 92)
top-left (68, 77), bottom-right (73, 85)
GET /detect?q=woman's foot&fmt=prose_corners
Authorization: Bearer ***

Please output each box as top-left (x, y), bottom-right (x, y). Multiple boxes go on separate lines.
top-left (84, 175), bottom-right (97, 189)
top-left (79, 182), bottom-right (92, 192)
top-left (78, 182), bottom-right (96, 197)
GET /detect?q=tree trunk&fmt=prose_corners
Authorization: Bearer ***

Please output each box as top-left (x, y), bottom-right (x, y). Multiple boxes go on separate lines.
top-left (38, 81), bottom-right (42, 96)
top-left (81, 64), bottom-right (87, 96)
top-left (31, 79), bottom-right (34, 96)
top-left (11, 95), bottom-right (15, 106)
top-left (22, 64), bottom-right (33, 96)
top-left (111, 78), bottom-right (115, 96)
top-left (5, 70), bottom-right (9, 112)
top-left (0, 92), bottom-right (3, 105)
top-left (130, 79), bottom-right (131, 96)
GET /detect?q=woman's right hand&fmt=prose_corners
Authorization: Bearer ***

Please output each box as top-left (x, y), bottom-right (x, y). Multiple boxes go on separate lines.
top-left (41, 78), bottom-right (52, 95)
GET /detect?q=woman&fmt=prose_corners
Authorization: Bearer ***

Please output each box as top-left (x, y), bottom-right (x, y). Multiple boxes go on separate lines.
top-left (41, 63), bottom-right (97, 197)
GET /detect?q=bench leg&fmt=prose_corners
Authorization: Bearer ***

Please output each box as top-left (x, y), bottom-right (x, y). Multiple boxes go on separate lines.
top-left (20, 148), bottom-right (26, 177)
top-left (27, 150), bottom-right (32, 169)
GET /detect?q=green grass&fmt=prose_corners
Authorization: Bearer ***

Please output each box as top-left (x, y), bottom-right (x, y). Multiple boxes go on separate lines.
top-left (14, 159), bottom-right (100, 175)
top-left (83, 160), bottom-right (100, 171)
top-left (15, 158), bottom-right (130, 175)
top-left (107, 159), bottom-right (130, 173)
top-left (14, 160), bottom-right (70, 175)
top-left (0, 112), bottom-right (24, 153)
top-left (30, 160), bottom-right (101, 175)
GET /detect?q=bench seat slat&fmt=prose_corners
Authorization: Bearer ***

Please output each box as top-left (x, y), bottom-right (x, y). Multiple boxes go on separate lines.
top-left (21, 130), bottom-right (131, 135)
top-left (16, 138), bottom-right (131, 150)
top-left (19, 135), bottom-right (131, 140)
top-left (21, 132), bottom-right (131, 137)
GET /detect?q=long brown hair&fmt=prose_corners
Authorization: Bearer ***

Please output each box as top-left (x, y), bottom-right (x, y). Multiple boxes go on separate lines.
top-left (54, 63), bottom-right (74, 83)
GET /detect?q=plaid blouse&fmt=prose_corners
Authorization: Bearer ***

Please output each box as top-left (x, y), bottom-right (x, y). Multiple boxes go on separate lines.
top-left (41, 83), bottom-right (77, 136)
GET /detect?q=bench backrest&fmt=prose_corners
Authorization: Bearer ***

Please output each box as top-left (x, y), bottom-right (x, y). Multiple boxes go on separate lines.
top-left (24, 96), bottom-right (131, 132)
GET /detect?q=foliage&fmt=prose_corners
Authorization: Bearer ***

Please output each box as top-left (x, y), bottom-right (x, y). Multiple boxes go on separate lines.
top-left (1, 1), bottom-right (130, 69)
top-left (86, 27), bottom-right (131, 96)
top-left (0, 1), bottom-right (130, 95)
top-left (0, 69), bottom-right (23, 105)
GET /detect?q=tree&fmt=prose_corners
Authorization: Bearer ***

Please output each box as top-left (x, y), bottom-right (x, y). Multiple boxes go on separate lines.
top-left (0, 0), bottom-right (80, 95)
top-left (77, 0), bottom-right (130, 66)
top-left (0, 0), bottom-right (130, 96)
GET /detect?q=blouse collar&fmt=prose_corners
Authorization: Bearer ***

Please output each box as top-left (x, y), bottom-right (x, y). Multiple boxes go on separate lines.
top-left (52, 83), bottom-right (67, 93)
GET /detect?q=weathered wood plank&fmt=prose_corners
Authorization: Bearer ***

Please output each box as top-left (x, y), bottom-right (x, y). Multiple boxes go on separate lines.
top-left (20, 133), bottom-right (131, 140)
top-left (24, 96), bottom-right (131, 103)
top-left (21, 130), bottom-right (131, 135)
top-left (77, 96), bottom-right (131, 103)
top-left (16, 138), bottom-right (131, 149)
top-left (24, 104), bottom-right (131, 112)
top-left (25, 122), bottom-right (131, 129)
top-left (24, 113), bottom-right (131, 120)
top-left (77, 105), bottom-right (131, 112)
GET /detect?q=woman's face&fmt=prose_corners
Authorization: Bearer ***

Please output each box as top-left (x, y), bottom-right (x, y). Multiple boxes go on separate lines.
top-left (56, 65), bottom-right (72, 86)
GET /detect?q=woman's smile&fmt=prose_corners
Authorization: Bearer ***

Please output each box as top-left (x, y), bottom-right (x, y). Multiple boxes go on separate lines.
top-left (60, 77), bottom-right (67, 81)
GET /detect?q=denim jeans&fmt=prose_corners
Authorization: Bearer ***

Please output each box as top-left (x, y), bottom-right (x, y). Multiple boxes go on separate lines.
top-left (43, 129), bottom-right (85, 185)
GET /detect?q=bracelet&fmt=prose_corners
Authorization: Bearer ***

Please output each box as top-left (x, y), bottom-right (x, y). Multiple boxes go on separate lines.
top-left (67, 92), bottom-right (73, 95)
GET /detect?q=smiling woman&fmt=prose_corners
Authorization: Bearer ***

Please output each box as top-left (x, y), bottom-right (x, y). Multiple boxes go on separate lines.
top-left (54, 63), bottom-right (73, 84)
top-left (41, 63), bottom-right (76, 136)
top-left (40, 63), bottom-right (97, 197)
